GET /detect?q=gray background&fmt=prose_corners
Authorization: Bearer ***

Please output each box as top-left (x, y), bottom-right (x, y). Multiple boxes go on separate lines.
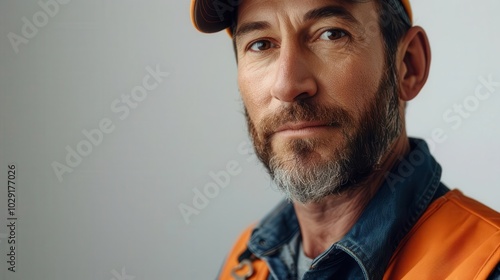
top-left (0, 0), bottom-right (499, 279)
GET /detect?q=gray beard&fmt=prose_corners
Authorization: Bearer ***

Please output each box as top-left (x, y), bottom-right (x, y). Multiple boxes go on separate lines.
top-left (263, 66), bottom-right (402, 204)
top-left (269, 149), bottom-right (348, 204)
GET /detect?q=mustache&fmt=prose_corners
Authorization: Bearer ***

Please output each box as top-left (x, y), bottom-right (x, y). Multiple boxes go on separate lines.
top-left (257, 101), bottom-right (353, 138)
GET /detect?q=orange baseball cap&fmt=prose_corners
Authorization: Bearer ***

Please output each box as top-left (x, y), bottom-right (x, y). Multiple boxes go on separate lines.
top-left (191, 0), bottom-right (413, 34)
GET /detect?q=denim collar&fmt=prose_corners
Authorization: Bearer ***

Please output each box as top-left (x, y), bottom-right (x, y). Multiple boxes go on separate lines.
top-left (246, 138), bottom-right (447, 279)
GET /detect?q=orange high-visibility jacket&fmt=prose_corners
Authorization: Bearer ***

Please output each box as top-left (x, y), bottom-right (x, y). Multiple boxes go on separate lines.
top-left (219, 190), bottom-right (500, 279)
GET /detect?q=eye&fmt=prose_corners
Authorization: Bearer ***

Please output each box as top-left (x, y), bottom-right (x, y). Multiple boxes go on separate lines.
top-left (248, 40), bottom-right (274, 52)
top-left (319, 29), bottom-right (347, 41)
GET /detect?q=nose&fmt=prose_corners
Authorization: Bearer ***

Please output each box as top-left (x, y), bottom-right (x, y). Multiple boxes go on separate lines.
top-left (270, 43), bottom-right (317, 103)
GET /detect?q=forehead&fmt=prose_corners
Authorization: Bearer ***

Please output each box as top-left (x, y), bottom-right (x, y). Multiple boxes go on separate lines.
top-left (235, 0), bottom-right (378, 27)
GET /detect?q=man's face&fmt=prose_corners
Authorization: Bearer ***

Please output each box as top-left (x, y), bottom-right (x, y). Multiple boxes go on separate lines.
top-left (234, 0), bottom-right (403, 203)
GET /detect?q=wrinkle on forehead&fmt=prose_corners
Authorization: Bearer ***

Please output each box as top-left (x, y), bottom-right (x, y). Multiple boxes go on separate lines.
top-left (236, 0), bottom-right (376, 34)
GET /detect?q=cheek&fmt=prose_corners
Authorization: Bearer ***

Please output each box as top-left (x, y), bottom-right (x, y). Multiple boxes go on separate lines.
top-left (238, 64), bottom-right (273, 125)
top-left (317, 54), bottom-right (384, 120)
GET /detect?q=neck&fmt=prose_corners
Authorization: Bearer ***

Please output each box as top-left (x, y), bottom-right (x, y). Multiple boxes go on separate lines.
top-left (294, 134), bottom-right (410, 259)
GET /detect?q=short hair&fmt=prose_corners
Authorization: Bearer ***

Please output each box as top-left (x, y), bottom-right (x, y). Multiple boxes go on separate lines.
top-left (376, 0), bottom-right (412, 66)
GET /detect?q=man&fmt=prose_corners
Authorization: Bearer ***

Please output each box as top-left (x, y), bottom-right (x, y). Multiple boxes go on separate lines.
top-left (191, 0), bottom-right (500, 279)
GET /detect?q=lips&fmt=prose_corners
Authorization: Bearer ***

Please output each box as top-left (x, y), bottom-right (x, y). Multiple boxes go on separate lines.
top-left (273, 121), bottom-right (337, 136)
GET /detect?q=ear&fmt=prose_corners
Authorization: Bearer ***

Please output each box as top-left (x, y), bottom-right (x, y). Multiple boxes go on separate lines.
top-left (396, 26), bottom-right (431, 101)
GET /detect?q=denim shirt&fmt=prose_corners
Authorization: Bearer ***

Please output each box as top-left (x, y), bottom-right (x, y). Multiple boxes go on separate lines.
top-left (244, 138), bottom-right (452, 280)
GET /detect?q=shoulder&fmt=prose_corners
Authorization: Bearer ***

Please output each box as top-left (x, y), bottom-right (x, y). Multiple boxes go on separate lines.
top-left (416, 189), bottom-right (500, 235)
top-left (384, 189), bottom-right (500, 279)
top-left (217, 225), bottom-right (270, 280)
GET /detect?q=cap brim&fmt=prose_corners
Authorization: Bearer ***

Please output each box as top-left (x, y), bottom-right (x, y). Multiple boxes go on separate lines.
top-left (191, 0), bottom-right (234, 33)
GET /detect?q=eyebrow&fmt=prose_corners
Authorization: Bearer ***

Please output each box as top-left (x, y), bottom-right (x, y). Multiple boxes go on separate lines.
top-left (234, 21), bottom-right (270, 41)
top-left (303, 5), bottom-right (360, 25)
top-left (234, 4), bottom-right (361, 43)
